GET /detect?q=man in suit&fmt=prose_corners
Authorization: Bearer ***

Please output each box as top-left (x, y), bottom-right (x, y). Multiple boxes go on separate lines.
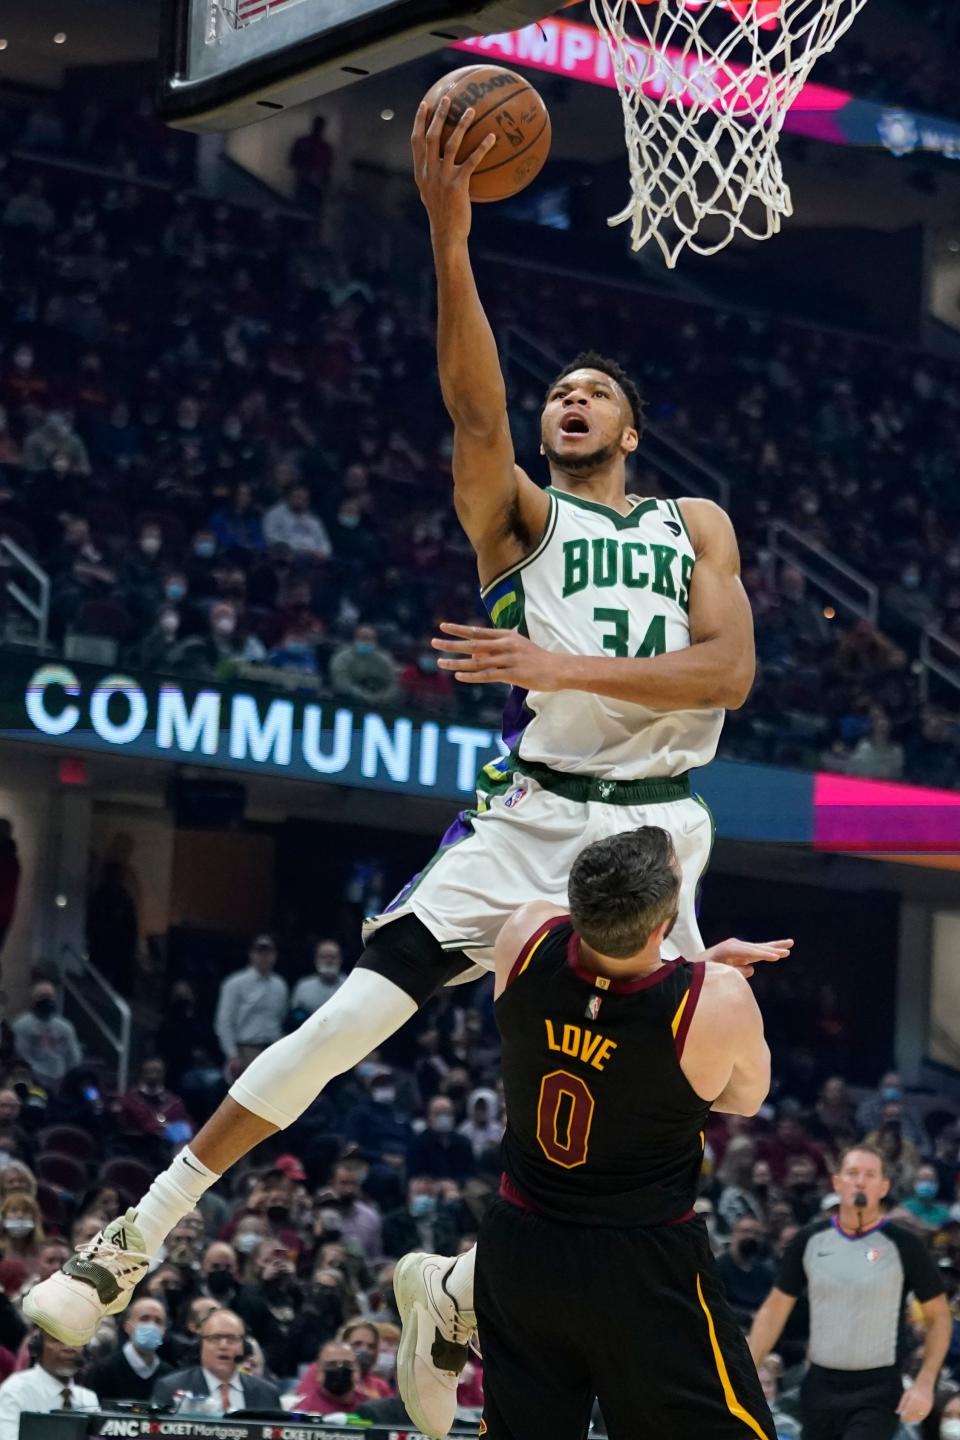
top-left (83, 1297), bottom-right (173, 1403)
top-left (151, 1308), bottom-right (281, 1415)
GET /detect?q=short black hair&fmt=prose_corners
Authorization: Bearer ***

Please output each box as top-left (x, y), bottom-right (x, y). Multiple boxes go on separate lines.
top-left (544, 350), bottom-right (646, 437)
top-left (567, 827), bottom-right (680, 959)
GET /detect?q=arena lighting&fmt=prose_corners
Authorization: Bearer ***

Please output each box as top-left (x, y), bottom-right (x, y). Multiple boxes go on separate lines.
top-left (53, 31), bottom-right (66, 43)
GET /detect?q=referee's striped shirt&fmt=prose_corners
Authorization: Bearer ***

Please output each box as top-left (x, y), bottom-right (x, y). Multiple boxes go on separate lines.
top-left (776, 1215), bottom-right (943, 1371)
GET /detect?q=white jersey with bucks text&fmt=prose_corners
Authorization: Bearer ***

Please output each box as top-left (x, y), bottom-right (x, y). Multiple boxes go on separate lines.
top-left (480, 488), bottom-right (725, 780)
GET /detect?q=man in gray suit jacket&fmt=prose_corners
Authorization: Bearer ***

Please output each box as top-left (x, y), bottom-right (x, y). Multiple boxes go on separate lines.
top-left (151, 1308), bottom-right (281, 1414)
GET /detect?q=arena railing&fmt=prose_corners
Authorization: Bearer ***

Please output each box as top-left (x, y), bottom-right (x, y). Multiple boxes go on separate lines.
top-left (919, 626), bottom-right (960, 704)
top-left (61, 943), bottom-right (132, 1094)
top-left (765, 519), bottom-right (879, 625)
top-left (0, 534), bottom-right (49, 651)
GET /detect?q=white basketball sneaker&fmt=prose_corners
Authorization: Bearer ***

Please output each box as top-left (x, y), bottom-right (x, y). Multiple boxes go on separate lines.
top-left (23, 1210), bottom-right (150, 1345)
top-left (394, 1252), bottom-right (477, 1439)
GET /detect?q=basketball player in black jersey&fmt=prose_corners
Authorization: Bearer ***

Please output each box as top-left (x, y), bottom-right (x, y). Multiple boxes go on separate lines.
top-left (475, 825), bottom-right (776, 1440)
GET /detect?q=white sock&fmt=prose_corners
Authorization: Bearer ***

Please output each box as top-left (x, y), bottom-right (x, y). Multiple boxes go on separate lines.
top-left (446, 1245), bottom-right (476, 1315)
top-left (230, 969), bottom-right (417, 1128)
top-left (134, 1147), bottom-right (220, 1257)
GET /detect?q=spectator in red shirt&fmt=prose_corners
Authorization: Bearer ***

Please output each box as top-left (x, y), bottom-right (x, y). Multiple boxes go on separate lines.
top-left (756, 1106), bottom-right (827, 1184)
top-left (292, 1339), bottom-right (361, 1416)
top-left (400, 638), bottom-right (458, 717)
top-left (116, 1058), bottom-right (193, 1148)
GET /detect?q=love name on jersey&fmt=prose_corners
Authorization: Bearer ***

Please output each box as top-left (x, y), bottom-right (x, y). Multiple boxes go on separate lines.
top-left (545, 1019), bottom-right (618, 1072)
top-left (561, 537), bottom-right (693, 613)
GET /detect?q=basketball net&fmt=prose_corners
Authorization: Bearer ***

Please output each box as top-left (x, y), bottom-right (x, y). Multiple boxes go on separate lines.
top-left (588, 0), bottom-right (870, 266)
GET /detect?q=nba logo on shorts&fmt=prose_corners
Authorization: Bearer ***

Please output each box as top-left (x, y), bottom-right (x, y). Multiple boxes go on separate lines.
top-left (585, 994), bottom-right (603, 1021)
top-left (504, 785), bottom-right (528, 809)
top-left (866, 1247), bottom-right (881, 1264)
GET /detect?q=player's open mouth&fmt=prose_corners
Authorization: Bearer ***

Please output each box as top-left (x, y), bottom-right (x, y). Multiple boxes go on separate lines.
top-left (560, 415), bottom-right (590, 437)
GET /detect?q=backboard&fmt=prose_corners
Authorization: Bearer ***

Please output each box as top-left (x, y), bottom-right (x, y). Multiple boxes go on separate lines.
top-left (158, 0), bottom-right (555, 132)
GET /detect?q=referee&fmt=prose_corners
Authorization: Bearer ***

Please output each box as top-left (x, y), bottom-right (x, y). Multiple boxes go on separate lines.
top-left (749, 1143), bottom-right (950, 1440)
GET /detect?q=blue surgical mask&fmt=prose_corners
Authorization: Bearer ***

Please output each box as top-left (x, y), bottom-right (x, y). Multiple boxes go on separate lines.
top-left (354, 642), bottom-right (374, 656)
top-left (881, 1087), bottom-right (902, 1103)
top-left (915, 1180), bottom-right (938, 1201)
top-left (165, 582), bottom-right (186, 602)
top-left (132, 1322), bottom-right (165, 1352)
top-left (194, 540), bottom-right (216, 559)
top-left (410, 1193), bottom-right (436, 1220)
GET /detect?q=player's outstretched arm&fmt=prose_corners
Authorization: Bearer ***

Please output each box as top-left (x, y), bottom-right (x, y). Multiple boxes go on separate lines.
top-left (684, 966), bottom-right (770, 1116)
top-left (430, 500), bottom-right (755, 709)
top-left (411, 99), bottom-right (548, 572)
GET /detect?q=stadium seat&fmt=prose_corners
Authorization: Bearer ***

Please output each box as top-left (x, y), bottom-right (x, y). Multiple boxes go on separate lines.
top-left (99, 1157), bottom-right (154, 1197)
top-left (35, 1151), bottom-right (89, 1194)
top-left (37, 1126), bottom-right (98, 1164)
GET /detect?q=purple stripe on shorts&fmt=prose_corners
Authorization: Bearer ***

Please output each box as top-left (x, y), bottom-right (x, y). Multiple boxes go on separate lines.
top-left (501, 685), bottom-right (534, 752)
top-left (382, 809), bottom-right (475, 913)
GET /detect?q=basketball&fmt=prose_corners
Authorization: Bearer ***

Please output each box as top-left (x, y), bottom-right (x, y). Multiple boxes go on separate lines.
top-left (421, 65), bottom-right (551, 203)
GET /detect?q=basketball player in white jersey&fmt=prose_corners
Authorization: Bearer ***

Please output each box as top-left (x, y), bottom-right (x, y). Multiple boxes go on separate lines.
top-left (23, 97), bottom-right (788, 1406)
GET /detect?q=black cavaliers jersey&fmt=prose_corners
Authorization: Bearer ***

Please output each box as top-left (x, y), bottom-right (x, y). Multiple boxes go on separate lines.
top-left (497, 915), bottom-right (711, 1228)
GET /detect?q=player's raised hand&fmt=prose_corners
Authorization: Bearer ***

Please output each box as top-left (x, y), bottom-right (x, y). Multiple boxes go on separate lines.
top-left (411, 97), bottom-right (497, 245)
top-left (433, 621), bottom-right (560, 691)
top-left (700, 937), bottom-right (794, 978)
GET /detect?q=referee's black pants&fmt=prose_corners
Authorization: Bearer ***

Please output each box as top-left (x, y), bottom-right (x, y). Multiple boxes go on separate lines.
top-left (800, 1364), bottom-right (903, 1440)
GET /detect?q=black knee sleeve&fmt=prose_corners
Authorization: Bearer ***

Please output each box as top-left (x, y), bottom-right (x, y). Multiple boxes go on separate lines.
top-left (356, 914), bottom-right (472, 1007)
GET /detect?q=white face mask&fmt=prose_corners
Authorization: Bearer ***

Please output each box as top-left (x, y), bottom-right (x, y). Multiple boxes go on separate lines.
top-left (234, 1232), bottom-right (263, 1254)
top-left (4, 1217), bottom-right (34, 1237)
top-left (942, 1422), bottom-right (960, 1440)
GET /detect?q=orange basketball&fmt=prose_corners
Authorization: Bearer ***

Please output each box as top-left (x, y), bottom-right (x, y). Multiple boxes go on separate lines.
top-left (422, 65), bottom-right (551, 203)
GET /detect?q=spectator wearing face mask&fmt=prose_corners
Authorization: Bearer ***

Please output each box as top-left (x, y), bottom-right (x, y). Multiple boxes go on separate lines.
top-left (0, 1195), bottom-right (41, 1269)
top-left (381, 1178), bottom-right (460, 1260)
top-left (281, 1266), bottom-right (351, 1378)
top-left (10, 981), bottom-right (82, 1093)
top-left (199, 600), bottom-right (267, 677)
top-left (292, 1339), bottom-right (362, 1416)
top-left (121, 524), bottom-right (167, 621)
top-left (408, 1096), bottom-right (476, 1183)
top-left (345, 1070), bottom-right (413, 1170)
top-left (399, 638), bottom-right (457, 716)
top-left (328, 625), bottom-right (399, 709)
top-left (327, 1163), bottom-right (382, 1262)
top-left (716, 1217), bottom-right (776, 1323)
top-left (186, 527), bottom-right (220, 600)
top-left (289, 940), bottom-right (345, 1020)
top-left (136, 606), bottom-right (189, 673)
top-left (233, 1241), bottom-right (305, 1372)
top-left (82, 1297), bottom-right (172, 1402)
top-left (199, 1242), bottom-right (241, 1307)
top-left (458, 1089), bottom-right (504, 1161)
top-left (892, 1166), bottom-right (952, 1235)
top-left (341, 1320), bottom-right (393, 1400)
top-left (857, 1073), bottom-right (927, 1150)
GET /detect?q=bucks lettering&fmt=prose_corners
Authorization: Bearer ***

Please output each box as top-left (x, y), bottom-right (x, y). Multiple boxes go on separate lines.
top-left (562, 536), bottom-right (693, 611)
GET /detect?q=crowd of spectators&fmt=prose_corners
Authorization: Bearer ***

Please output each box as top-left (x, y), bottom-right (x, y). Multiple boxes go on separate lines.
top-left (1, 85), bottom-right (959, 790)
top-left (0, 929), bottom-right (958, 1434)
